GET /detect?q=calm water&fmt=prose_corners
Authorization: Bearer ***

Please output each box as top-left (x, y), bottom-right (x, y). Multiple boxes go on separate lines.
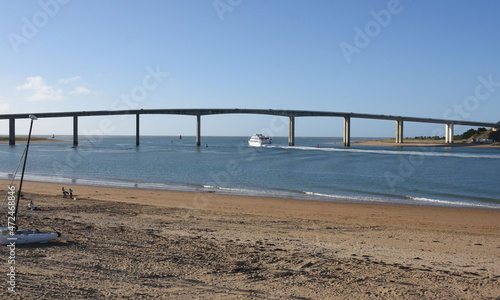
top-left (1, 136), bottom-right (499, 209)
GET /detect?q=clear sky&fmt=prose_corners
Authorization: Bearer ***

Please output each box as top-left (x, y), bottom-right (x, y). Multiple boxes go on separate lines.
top-left (1, 0), bottom-right (499, 138)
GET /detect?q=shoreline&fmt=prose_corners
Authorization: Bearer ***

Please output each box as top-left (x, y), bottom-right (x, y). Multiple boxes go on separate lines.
top-left (1, 179), bottom-right (499, 298)
top-left (2, 179), bottom-right (498, 231)
top-left (2, 175), bottom-right (499, 210)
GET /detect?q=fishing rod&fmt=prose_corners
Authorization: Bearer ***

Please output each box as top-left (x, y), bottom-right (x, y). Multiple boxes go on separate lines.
top-left (13, 114), bottom-right (37, 231)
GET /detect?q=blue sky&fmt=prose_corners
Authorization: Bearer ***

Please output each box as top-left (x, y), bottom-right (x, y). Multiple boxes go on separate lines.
top-left (1, 0), bottom-right (499, 138)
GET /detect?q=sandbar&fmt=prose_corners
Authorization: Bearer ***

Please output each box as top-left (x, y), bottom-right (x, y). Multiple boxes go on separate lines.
top-left (351, 139), bottom-right (500, 148)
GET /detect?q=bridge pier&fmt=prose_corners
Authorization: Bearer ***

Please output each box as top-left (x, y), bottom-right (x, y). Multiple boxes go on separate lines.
top-left (288, 116), bottom-right (295, 146)
top-left (196, 115), bottom-right (201, 146)
top-left (9, 118), bottom-right (15, 145)
top-left (73, 116), bottom-right (78, 146)
top-left (445, 123), bottom-right (454, 144)
top-left (136, 114), bottom-right (140, 146)
top-left (343, 116), bottom-right (350, 147)
top-left (396, 119), bottom-right (404, 144)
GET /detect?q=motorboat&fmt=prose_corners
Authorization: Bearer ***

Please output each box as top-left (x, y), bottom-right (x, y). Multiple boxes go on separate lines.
top-left (248, 133), bottom-right (272, 147)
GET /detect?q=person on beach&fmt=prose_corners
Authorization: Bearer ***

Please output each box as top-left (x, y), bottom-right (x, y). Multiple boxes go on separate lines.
top-left (62, 187), bottom-right (68, 198)
top-left (27, 200), bottom-right (47, 211)
top-left (28, 200), bottom-right (42, 210)
top-left (69, 188), bottom-right (73, 199)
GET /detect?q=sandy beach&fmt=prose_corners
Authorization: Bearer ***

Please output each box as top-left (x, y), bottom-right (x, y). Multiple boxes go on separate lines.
top-left (1, 179), bottom-right (499, 299)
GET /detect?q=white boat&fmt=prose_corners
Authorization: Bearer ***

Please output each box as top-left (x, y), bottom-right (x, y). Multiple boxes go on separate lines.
top-left (248, 133), bottom-right (272, 147)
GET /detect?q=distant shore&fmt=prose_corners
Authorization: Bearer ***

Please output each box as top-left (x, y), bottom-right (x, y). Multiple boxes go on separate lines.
top-left (351, 139), bottom-right (500, 148)
top-left (0, 136), bottom-right (69, 144)
top-left (2, 135), bottom-right (499, 148)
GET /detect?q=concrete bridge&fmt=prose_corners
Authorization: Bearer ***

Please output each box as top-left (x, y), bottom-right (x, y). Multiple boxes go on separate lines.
top-left (1, 109), bottom-right (499, 147)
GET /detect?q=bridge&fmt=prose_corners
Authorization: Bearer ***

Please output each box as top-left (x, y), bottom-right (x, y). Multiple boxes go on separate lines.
top-left (1, 109), bottom-right (499, 147)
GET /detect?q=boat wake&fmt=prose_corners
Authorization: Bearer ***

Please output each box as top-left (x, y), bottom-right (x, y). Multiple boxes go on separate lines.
top-left (270, 145), bottom-right (500, 159)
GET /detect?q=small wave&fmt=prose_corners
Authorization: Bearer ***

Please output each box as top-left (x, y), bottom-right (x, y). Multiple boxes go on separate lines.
top-left (203, 185), bottom-right (220, 189)
top-left (218, 187), bottom-right (254, 193)
top-left (204, 185), bottom-right (294, 197)
top-left (406, 196), bottom-right (500, 209)
top-left (304, 191), bottom-right (348, 199)
top-left (302, 191), bottom-right (392, 204)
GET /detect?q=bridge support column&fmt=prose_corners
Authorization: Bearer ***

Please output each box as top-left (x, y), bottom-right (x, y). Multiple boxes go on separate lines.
top-left (396, 120), bottom-right (404, 144)
top-left (445, 123), bottom-right (454, 144)
top-left (136, 114), bottom-right (140, 146)
top-left (73, 116), bottom-right (78, 146)
top-left (9, 118), bottom-right (15, 145)
top-left (343, 116), bottom-right (350, 147)
top-left (288, 116), bottom-right (295, 146)
top-left (196, 115), bottom-right (201, 146)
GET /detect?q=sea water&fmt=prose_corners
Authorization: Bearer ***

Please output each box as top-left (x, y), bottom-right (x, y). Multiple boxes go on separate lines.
top-left (1, 136), bottom-right (499, 209)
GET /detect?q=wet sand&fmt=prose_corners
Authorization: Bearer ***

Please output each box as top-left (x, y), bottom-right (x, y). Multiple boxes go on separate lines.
top-left (1, 180), bottom-right (499, 299)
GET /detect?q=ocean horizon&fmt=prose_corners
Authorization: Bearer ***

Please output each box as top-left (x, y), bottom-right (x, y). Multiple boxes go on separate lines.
top-left (1, 135), bottom-right (499, 210)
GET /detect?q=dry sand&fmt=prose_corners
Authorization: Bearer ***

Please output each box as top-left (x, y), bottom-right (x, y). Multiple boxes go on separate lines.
top-left (1, 180), bottom-right (499, 299)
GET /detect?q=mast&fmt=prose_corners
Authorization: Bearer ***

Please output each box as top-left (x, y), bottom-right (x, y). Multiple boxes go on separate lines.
top-left (13, 115), bottom-right (37, 230)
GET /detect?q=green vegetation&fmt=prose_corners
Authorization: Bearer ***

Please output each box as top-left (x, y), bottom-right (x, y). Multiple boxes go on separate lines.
top-left (412, 135), bottom-right (445, 141)
top-left (454, 127), bottom-right (500, 142)
top-left (457, 128), bottom-right (480, 140)
top-left (396, 126), bottom-right (500, 143)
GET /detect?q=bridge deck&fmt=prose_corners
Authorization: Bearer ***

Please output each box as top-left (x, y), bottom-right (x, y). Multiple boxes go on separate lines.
top-left (1, 109), bottom-right (498, 146)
